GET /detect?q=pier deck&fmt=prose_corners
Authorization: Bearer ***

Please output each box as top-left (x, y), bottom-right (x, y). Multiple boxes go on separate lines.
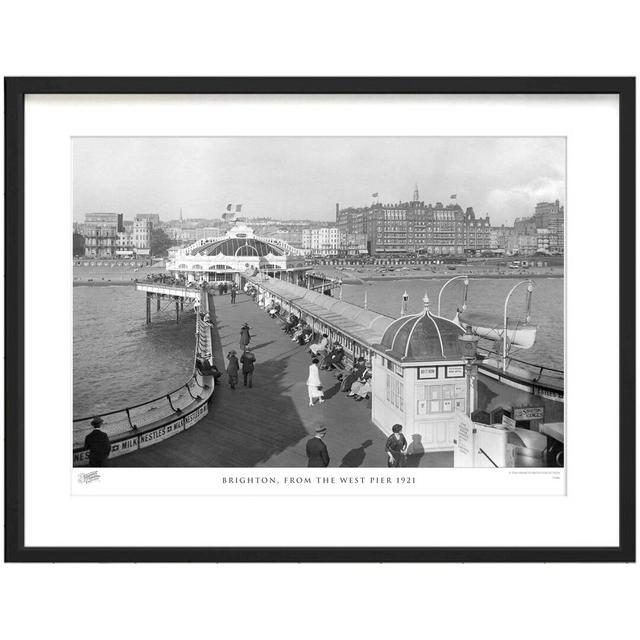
top-left (109, 292), bottom-right (453, 468)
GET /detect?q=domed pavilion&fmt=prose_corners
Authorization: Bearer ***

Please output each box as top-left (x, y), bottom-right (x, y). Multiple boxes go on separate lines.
top-left (166, 224), bottom-right (309, 286)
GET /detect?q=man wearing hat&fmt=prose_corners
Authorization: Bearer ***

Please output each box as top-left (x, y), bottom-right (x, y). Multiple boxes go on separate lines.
top-left (84, 417), bottom-right (111, 467)
top-left (226, 350), bottom-right (240, 390)
top-left (305, 425), bottom-right (330, 467)
top-left (240, 346), bottom-right (256, 388)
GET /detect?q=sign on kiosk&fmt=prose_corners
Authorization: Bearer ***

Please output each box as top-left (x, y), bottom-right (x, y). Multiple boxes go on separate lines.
top-left (453, 412), bottom-right (517, 468)
top-left (453, 412), bottom-right (476, 467)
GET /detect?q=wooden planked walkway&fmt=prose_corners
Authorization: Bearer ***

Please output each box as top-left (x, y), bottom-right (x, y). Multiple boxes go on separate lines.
top-left (110, 291), bottom-right (453, 468)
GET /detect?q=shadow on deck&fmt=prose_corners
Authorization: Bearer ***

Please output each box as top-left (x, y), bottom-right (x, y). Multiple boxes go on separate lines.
top-left (110, 292), bottom-right (453, 468)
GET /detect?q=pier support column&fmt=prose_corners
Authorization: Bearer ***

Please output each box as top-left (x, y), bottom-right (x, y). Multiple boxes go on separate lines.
top-left (146, 292), bottom-right (151, 324)
top-left (175, 301), bottom-right (180, 324)
top-left (157, 296), bottom-right (161, 311)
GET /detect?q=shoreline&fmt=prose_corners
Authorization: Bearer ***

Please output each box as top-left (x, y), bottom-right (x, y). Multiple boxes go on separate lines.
top-left (341, 272), bottom-right (563, 283)
top-left (73, 280), bottom-right (136, 287)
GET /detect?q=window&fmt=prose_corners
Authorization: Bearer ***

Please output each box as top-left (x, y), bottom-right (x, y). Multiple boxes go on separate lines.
top-left (386, 374), bottom-right (404, 411)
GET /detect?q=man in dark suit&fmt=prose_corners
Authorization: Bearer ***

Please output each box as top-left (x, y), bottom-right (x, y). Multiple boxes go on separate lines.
top-left (240, 347), bottom-right (256, 388)
top-left (84, 417), bottom-right (111, 467)
top-left (306, 425), bottom-right (330, 467)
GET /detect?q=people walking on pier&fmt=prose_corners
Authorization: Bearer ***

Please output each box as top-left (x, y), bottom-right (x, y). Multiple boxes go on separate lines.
top-left (307, 358), bottom-right (325, 406)
top-left (306, 425), bottom-right (330, 467)
top-left (218, 282), bottom-right (224, 296)
top-left (385, 424), bottom-right (407, 468)
top-left (240, 347), bottom-right (256, 388)
top-left (226, 350), bottom-right (240, 390)
top-left (223, 283), bottom-right (228, 295)
top-left (230, 284), bottom-right (237, 304)
top-left (84, 417), bottom-right (111, 467)
top-left (240, 322), bottom-right (252, 350)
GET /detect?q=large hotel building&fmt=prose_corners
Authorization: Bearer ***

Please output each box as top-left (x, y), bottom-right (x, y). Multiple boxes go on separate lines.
top-left (336, 187), bottom-right (491, 255)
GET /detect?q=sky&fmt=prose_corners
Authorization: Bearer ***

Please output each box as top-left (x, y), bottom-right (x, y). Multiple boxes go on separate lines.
top-left (73, 137), bottom-right (565, 226)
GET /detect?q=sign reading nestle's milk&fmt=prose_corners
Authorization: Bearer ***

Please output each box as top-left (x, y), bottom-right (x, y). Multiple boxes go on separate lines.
top-left (453, 412), bottom-right (476, 467)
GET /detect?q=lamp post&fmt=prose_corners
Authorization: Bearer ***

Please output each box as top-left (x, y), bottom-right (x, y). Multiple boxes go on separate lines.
top-left (458, 332), bottom-right (479, 417)
top-left (400, 290), bottom-right (408, 316)
top-left (437, 275), bottom-right (470, 317)
top-left (502, 279), bottom-right (534, 372)
top-left (338, 279), bottom-right (343, 301)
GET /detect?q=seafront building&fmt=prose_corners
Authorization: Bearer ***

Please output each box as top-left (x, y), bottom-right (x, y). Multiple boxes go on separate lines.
top-left (533, 200), bottom-right (564, 254)
top-left (336, 187), bottom-right (491, 255)
top-left (301, 227), bottom-right (368, 256)
top-left (82, 212), bottom-right (157, 257)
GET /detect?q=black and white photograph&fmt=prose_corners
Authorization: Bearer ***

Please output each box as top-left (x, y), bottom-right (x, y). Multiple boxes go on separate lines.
top-left (72, 136), bottom-right (565, 473)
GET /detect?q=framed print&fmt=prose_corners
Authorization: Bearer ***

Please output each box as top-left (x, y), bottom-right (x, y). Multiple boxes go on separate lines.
top-left (4, 77), bottom-right (636, 562)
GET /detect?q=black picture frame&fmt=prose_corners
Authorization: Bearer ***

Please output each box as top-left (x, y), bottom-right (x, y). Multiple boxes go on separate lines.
top-left (4, 77), bottom-right (636, 563)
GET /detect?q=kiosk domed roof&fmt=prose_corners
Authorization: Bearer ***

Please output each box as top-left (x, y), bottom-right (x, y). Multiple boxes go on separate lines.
top-left (378, 294), bottom-right (464, 363)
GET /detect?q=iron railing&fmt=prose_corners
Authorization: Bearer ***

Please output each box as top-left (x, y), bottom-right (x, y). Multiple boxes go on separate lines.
top-left (73, 289), bottom-right (214, 448)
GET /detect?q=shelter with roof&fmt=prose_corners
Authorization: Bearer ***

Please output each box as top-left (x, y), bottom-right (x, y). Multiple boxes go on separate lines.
top-left (244, 271), bottom-right (474, 451)
top-left (166, 224), bottom-right (309, 285)
top-left (371, 292), bottom-right (469, 450)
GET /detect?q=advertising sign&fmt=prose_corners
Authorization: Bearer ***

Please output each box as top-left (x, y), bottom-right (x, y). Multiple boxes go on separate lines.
top-left (418, 366), bottom-right (438, 379)
top-left (453, 412), bottom-right (476, 467)
top-left (184, 403), bottom-right (208, 429)
top-left (109, 436), bottom-right (139, 459)
top-left (514, 406), bottom-right (545, 420)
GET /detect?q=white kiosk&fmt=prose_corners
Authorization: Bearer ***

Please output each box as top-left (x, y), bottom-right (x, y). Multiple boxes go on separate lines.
top-left (371, 292), bottom-right (473, 453)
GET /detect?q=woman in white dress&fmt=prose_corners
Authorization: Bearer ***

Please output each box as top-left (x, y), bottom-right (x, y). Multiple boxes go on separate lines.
top-left (307, 358), bottom-right (325, 406)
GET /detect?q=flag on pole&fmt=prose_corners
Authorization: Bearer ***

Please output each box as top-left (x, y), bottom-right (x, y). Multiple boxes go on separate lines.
top-left (235, 204), bottom-right (243, 212)
top-left (371, 192), bottom-right (379, 198)
top-left (450, 194), bottom-right (457, 199)
top-left (226, 203), bottom-right (233, 211)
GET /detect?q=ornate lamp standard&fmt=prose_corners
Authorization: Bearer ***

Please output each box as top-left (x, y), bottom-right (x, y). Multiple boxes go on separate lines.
top-left (400, 290), bottom-right (409, 316)
top-left (458, 332), bottom-right (479, 417)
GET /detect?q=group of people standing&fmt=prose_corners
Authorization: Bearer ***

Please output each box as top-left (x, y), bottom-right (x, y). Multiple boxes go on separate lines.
top-left (226, 322), bottom-right (256, 389)
top-left (217, 281), bottom-right (238, 303)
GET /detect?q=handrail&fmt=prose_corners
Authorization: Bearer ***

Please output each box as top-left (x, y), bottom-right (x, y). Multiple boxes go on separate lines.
top-left (477, 345), bottom-right (564, 376)
top-left (74, 289), bottom-right (212, 424)
top-left (478, 447), bottom-right (499, 468)
top-left (72, 375), bottom-right (201, 423)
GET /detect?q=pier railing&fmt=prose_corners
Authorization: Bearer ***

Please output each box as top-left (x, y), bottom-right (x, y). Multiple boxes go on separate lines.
top-left (477, 345), bottom-right (564, 389)
top-left (73, 289), bottom-right (215, 464)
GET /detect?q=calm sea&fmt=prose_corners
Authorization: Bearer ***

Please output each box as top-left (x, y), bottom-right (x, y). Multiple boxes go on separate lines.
top-left (340, 277), bottom-right (564, 372)
top-left (73, 277), bottom-right (564, 417)
top-left (73, 286), bottom-right (195, 418)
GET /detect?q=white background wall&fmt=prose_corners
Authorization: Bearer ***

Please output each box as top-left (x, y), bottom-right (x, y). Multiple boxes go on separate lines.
top-left (1, 2), bottom-right (638, 640)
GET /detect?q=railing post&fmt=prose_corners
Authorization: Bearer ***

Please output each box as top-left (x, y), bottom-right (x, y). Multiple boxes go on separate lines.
top-left (125, 408), bottom-right (136, 430)
top-left (167, 393), bottom-right (181, 414)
